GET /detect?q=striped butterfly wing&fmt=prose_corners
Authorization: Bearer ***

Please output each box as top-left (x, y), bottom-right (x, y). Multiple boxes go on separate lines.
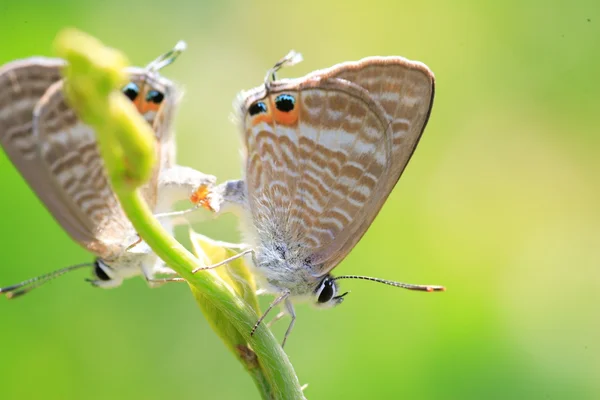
top-left (306, 57), bottom-right (435, 272)
top-left (0, 56), bottom-right (178, 260)
top-left (32, 69), bottom-right (179, 260)
top-left (0, 58), bottom-right (99, 248)
top-left (240, 74), bottom-right (393, 275)
top-left (32, 80), bottom-right (131, 259)
top-left (241, 56), bottom-right (434, 276)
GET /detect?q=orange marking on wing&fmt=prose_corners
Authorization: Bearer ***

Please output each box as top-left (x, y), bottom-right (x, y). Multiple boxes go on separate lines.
top-left (131, 96), bottom-right (144, 114)
top-left (251, 114), bottom-right (273, 126)
top-left (273, 107), bottom-right (299, 126)
top-left (130, 88), bottom-right (160, 114)
top-left (138, 100), bottom-right (161, 114)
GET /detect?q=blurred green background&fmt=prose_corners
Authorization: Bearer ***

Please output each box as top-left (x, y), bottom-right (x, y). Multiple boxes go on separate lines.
top-left (1, 0), bottom-right (598, 399)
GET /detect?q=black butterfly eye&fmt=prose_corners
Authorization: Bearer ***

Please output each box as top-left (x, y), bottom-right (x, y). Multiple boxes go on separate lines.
top-left (146, 90), bottom-right (164, 104)
top-left (93, 260), bottom-right (111, 281)
top-left (275, 94), bottom-right (295, 112)
top-left (317, 278), bottom-right (336, 303)
top-left (249, 101), bottom-right (267, 116)
top-left (122, 82), bottom-right (140, 101)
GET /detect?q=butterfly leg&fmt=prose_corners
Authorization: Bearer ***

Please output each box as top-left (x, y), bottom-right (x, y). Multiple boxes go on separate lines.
top-left (146, 276), bottom-right (186, 287)
top-left (251, 291), bottom-right (290, 338)
top-left (153, 204), bottom-right (202, 220)
top-left (141, 266), bottom-right (185, 288)
top-left (139, 258), bottom-right (185, 288)
top-left (266, 311), bottom-right (286, 328)
top-left (145, 246), bottom-right (254, 283)
top-left (197, 239), bottom-right (251, 252)
top-left (191, 248), bottom-right (254, 273)
top-left (281, 299), bottom-right (296, 348)
top-left (144, 247), bottom-right (253, 285)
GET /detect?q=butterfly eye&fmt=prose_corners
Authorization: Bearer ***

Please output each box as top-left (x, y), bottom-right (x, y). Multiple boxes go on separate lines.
top-left (93, 260), bottom-right (112, 281)
top-left (248, 101), bottom-right (267, 116)
top-left (316, 277), bottom-right (336, 304)
top-left (274, 94), bottom-right (295, 112)
top-left (146, 90), bottom-right (165, 104)
top-left (122, 82), bottom-right (140, 101)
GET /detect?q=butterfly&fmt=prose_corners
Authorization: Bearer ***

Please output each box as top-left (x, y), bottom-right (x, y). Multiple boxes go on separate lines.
top-left (203, 51), bottom-right (444, 346)
top-left (0, 42), bottom-right (217, 297)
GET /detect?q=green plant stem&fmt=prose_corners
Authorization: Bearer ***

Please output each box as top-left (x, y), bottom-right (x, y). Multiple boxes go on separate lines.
top-left (56, 28), bottom-right (305, 400)
top-left (119, 191), bottom-right (303, 399)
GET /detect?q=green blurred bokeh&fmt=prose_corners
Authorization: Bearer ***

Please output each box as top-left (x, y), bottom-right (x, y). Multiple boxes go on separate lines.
top-left (1, 1), bottom-right (598, 399)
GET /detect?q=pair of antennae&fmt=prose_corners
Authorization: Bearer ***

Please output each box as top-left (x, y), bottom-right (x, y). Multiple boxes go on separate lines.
top-left (2, 46), bottom-right (446, 299)
top-left (0, 248), bottom-right (445, 299)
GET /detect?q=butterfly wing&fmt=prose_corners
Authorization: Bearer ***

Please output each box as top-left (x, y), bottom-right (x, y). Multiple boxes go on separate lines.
top-left (32, 68), bottom-right (179, 259)
top-left (240, 57), bottom-right (434, 276)
top-left (0, 59), bottom-right (72, 221)
top-left (0, 58), bottom-right (103, 250)
top-left (32, 80), bottom-right (133, 258)
top-left (305, 57), bottom-right (435, 272)
top-left (0, 59), bottom-right (64, 161)
top-left (240, 75), bottom-right (391, 272)
top-left (0, 57), bottom-right (179, 260)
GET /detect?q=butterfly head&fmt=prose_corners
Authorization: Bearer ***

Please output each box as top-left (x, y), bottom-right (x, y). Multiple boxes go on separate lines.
top-left (88, 259), bottom-right (126, 289)
top-left (88, 251), bottom-right (150, 289)
top-left (314, 275), bottom-right (349, 308)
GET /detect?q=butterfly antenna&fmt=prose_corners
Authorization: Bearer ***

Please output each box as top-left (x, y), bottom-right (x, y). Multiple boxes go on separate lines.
top-left (0, 263), bottom-right (95, 299)
top-left (332, 275), bottom-right (446, 292)
top-left (264, 50), bottom-right (303, 86)
top-left (146, 40), bottom-right (187, 72)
